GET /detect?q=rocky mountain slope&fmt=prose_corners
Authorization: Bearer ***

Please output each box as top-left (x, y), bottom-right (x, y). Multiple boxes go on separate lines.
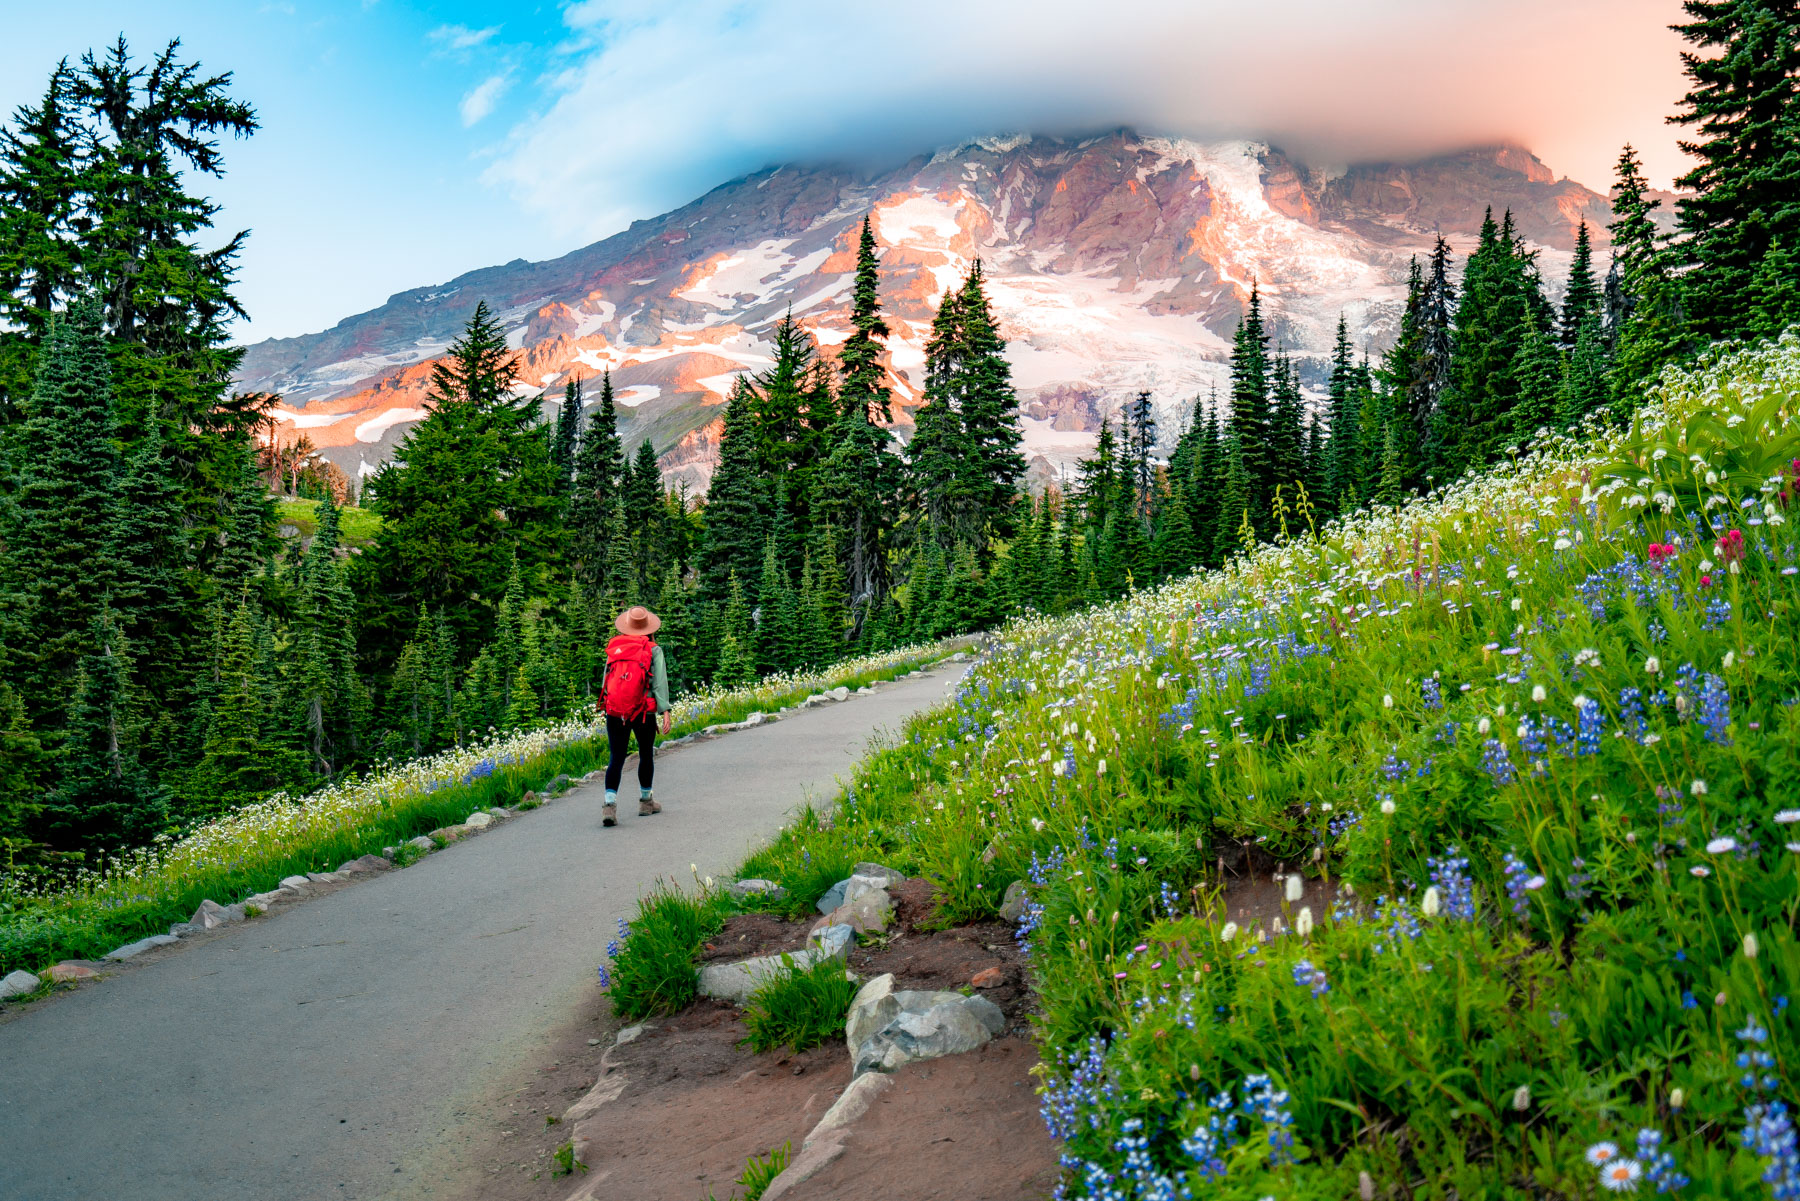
top-left (235, 131), bottom-right (1619, 490)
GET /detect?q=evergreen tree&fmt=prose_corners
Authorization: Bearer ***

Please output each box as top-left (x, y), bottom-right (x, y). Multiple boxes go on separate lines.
top-left (1412, 238), bottom-right (1457, 488)
top-left (570, 371), bottom-right (624, 600)
top-left (1211, 426), bottom-right (1251, 564)
top-left (1669, 0), bottom-right (1800, 338)
top-left (110, 416), bottom-right (190, 679)
top-left (0, 60), bottom-right (82, 375)
top-left (552, 377), bottom-right (583, 490)
top-left (1510, 314), bottom-right (1561, 446)
top-left (1122, 390), bottom-right (1158, 518)
top-left (954, 263), bottom-right (1026, 550)
top-left (2, 300), bottom-right (120, 709)
top-left (358, 302), bottom-right (565, 658)
top-left (1557, 317), bottom-right (1610, 428)
top-left (698, 377), bottom-right (770, 601)
top-left (1608, 145), bottom-right (1687, 413)
top-left (839, 216), bottom-right (894, 423)
top-left (1323, 317), bottom-right (1361, 514)
top-left (624, 438), bottom-right (663, 595)
top-left (1560, 221), bottom-right (1601, 349)
top-left (36, 611), bottom-right (169, 852)
top-left (1267, 351), bottom-right (1306, 497)
top-left (1227, 285), bottom-right (1274, 529)
top-left (1748, 239), bottom-right (1800, 340)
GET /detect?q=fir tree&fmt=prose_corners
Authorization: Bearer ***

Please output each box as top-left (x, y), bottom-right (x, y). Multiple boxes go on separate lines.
top-left (570, 370), bottom-right (624, 600)
top-left (1510, 315), bottom-right (1560, 447)
top-left (839, 216), bottom-right (894, 423)
top-left (1412, 238), bottom-right (1457, 488)
top-left (1560, 221), bottom-right (1601, 349)
top-left (698, 377), bottom-right (769, 601)
top-left (1608, 145), bottom-right (1686, 413)
top-left (552, 377), bottom-right (583, 490)
top-left (1122, 390), bottom-right (1158, 518)
top-left (1227, 285), bottom-right (1274, 529)
top-left (1748, 239), bottom-right (1800, 340)
top-left (1323, 317), bottom-right (1361, 514)
top-left (1557, 317), bottom-right (1610, 429)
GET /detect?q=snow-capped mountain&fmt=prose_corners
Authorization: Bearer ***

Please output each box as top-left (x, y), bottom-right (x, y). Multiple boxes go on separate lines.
top-left (234, 131), bottom-right (1617, 490)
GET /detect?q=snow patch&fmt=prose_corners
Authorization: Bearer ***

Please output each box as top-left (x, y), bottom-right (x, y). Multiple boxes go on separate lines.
top-left (354, 407), bottom-right (429, 443)
top-left (877, 194), bottom-right (964, 246)
top-left (271, 407), bottom-right (352, 430)
top-left (615, 384), bottom-right (661, 407)
top-left (696, 372), bottom-right (744, 397)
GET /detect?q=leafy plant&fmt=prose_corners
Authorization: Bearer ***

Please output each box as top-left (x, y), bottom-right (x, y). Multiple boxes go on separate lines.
top-left (740, 954), bottom-right (860, 1054)
top-left (603, 883), bottom-right (727, 1022)
top-left (551, 1140), bottom-right (585, 1177)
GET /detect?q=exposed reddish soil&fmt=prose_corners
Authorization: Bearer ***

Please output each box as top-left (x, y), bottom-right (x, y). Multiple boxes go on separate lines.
top-left (448, 881), bottom-right (1057, 1201)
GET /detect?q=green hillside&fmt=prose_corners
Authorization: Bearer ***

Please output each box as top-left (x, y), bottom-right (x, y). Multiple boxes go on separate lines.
top-left (705, 334), bottom-right (1800, 1197)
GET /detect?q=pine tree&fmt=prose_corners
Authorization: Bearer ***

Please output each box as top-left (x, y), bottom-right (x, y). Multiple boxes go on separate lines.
top-left (1560, 221), bottom-right (1601, 349)
top-left (1227, 285), bottom-right (1274, 529)
top-left (189, 599), bottom-right (306, 819)
top-left (1267, 352), bottom-right (1306, 497)
top-left (1412, 238), bottom-right (1457, 488)
top-left (624, 438), bottom-right (663, 595)
top-left (1669, 0), bottom-right (1800, 338)
top-left (954, 263), bottom-right (1026, 551)
top-left (0, 59), bottom-right (82, 385)
top-left (289, 489), bottom-right (362, 775)
top-left (1510, 314), bottom-right (1560, 447)
top-left (1122, 390), bottom-right (1158, 518)
top-left (2, 300), bottom-right (120, 709)
top-left (552, 377), bottom-right (583, 491)
top-left (110, 416), bottom-right (190, 680)
top-left (698, 377), bottom-right (770, 601)
top-left (1748, 239), bottom-right (1800, 340)
top-left (213, 455), bottom-right (275, 598)
top-left (1557, 317), bottom-right (1610, 429)
top-left (1323, 317), bottom-right (1361, 514)
top-left (570, 371), bottom-right (624, 600)
top-left (839, 216), bottom-right (894, 423)
top-left (1211, 426), bottom-right (1251, 564)
top-left (1608, 145), bottom-right (1687, 414)
top-left (358, 302), bottom-right (565, 658)
top-left (36, 611), bottom-right (169, 852)
top-left (909, 281), bottom-right (969, 542)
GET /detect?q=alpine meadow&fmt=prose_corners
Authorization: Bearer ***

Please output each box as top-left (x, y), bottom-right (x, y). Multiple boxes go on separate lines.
top-left (4, 2), bottom-right (1800, 1198)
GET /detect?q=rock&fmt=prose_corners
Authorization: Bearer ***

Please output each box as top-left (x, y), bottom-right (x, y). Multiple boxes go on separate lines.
top-left (49, 961), bottom-right (99, 983)
top-left (426, 825), bottom-right (466, 844)
top-left (728, 878), bottom-right (788, 902)
top-left (102, 934), bottom-right (179, 962)
top-left (244, 890), bottom-right (284, 909)
top-left (950, 651), bottom-right (970, 662)
top-left (381, 846), bottom-right (398, 859)
top-left (845, 974), bottom-right (899, 1054)
top-left (338, 854), bottom-right (388, 874)
top-left (486, 807), bottom-right (510, 820)
top-left (760, 1135), bottom-right (847, 1201)
top-left (168, 922), bottom-right (197, 937)
top-left (696, 937), bottom-right (849, 1006)
top-left (829, 686), bottom-right (850, 702)
top-left (854, 999), bottom-right (993, 1075)
top-left (306, 871), bottom-right (345, 885)
top-left (963, 994), bottom-right (1007, 1036)
top-left (580, 769), bottom-right (605, 784)
top-left (1, 969), bottom-right (42, 998)
top-left (815, 879), bottom-right (850, 914)
top-left (851, 862), bottom-right (907, 889)
top-left (856, 686), bottom-right (872, 695)
top-left (564, 1069), bottom-right (629, 1127)
top-left (520, 791), bottom-right (539, 806)
top-left (614, 1023), bottom-right (651, 1046)
top-left (742, 712), bottom-right (767, 728)
top-left (998, 880), bottom-right (1031, 923)
top-left (463, 811), bottom-right (493, 830)
top-left (190, 899), bottom-right (244, 930)
top-left (406, 835), bottom-right (436, 853)
top-left (811, 890), bottom-right (892, 937)
top-left (278, 874), bottom-right (310, 891)
top-left (810, 923), bottom-right (855, 962)
top-left (971, 966), bottom-right (1006, 989)
top-left (545, 773), bottom-right (572, 794)
top-left (803, 1071), bottom-right (894, 1149)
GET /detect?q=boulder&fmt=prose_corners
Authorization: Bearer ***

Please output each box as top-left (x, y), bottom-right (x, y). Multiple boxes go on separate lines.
top-left (1, 969), bottom-right (41, 999)
top-left (544, 773), bottom-right (572, 795)
top-left (463, 811), bottom-right (493, 830)
top-left (728, 878), bottom-right (788, 902)
top-left (244, 890), bottom-right (284, 910)
top-left (405, 835), bottom-right (436, 853)
top-left (829, 686), bottom-right (850, 702)
top-left (998, 880), bottom-right (1031, 923)
top-left (168, 923), bottom-right (197, 937)
top-left (854, 1000), bottom-right (992, 1075)
top-left (803, 1071), bottom-right (893, 1150)
top-left (963, 994), bottom-right (1007, 1036)
top-left (696, 933), bottom-right (852, 1007)
top-left (426, 825), bottom-right (466, 844)
top-left (49, 961), bottom-right (99, 983)
top-left (811, 890), bottom-right (892, 937)
top-left (189, 899), bottom-right (246, 930)
top-left (811, 924), bottom-right (855, 962)
top-left (278, 875), bottom-right (310, 891)
top-left (815, 879), bottom-right (849, 914)
top-left (851, 862), bottom-right (907, 889)
top-left (844, 974), bottom-right (900, 1053)
top-left (614, 1023), bottom-right (652, 1046)
top-left (486, 807), bottom-right (511, 820)
top-left (306, 871), bottom-right (345, 885)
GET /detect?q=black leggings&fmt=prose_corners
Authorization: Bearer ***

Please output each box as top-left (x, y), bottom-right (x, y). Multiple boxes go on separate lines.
top-left (604, 714), bottom-right (657, 791)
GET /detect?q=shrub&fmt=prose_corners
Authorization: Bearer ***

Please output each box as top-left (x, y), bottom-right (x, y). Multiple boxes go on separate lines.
top-left (603, 883), bottom-right (727, 1022)
top-left (740, 953), bottom-right (860, 1054)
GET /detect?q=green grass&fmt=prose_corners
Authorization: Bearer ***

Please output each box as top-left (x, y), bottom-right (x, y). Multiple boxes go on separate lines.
top-left (275, 497), bottom-right (384, 546)
top-left (603, 883), bottom-right (729, 1021)
top-left (740, 953), bottom-right (861, 1054)
top-left (0, 644), bottom-right (951, 977)
top-left (624, 334), bottom-right (1800, 1197)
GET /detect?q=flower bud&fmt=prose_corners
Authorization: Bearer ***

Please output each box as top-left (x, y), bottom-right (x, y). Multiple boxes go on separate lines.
top-left (1359, 1171), bottom-right (1375, 1201)
top-left (1531, 685), bottom-right (1547, 703)
top-left (1422, 886), bottom-right (1442, 918)
top-left (1744, 932), bottom-right (1760, 959)
top-left (1670, 1087), bottom-right (1685, 1110)
top-left (1645, 655), bottom-right (1661, 674)
top-left (1383, 693), bottom-right (1394, 709)
top-left (1295, 907), bottom-right (1314, 937)
top-left (1189, 1063), bottom-right (1201, 1081)
top-left (1285, 874), bottom-right (1304, 903)
top-left (1380, 798), bottom-right (1396, 815)
top-left (1219, 922), bottom-right (1238, 943)
top-left (1511, 1084), bottom-right (1531, 1111)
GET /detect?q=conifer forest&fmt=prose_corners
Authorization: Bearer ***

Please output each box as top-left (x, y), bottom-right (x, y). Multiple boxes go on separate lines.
top-left (2, 9), bottom-right (1798, 876)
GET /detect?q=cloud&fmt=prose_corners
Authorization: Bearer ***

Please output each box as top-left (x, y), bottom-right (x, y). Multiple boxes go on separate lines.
top-left (488, 0), bottom-right (1689, 243)
top-left (430, 23), bottom-right (501, 52)
top-left (460, 74), bottom-right (511, 126)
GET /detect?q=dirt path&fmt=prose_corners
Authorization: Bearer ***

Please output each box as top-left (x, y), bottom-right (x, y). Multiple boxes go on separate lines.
top-left (0, 668), bottom-right (959, 1201)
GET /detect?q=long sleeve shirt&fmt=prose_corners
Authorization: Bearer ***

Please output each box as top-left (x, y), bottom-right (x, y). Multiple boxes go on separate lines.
top-left (651, 644), bottom-right (670, 714)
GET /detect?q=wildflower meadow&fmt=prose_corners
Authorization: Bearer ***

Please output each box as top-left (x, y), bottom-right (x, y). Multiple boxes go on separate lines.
top-left (695, 332), bottom-right (1800, 1197)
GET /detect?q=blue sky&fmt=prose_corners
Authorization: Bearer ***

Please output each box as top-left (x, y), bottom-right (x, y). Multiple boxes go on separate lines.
top-left (2, 1), bottom-right (1689, 345)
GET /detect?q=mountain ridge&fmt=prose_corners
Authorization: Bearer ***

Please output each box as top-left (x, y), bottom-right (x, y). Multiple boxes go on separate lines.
top-left (235, 130), bottom-right (1623, 490)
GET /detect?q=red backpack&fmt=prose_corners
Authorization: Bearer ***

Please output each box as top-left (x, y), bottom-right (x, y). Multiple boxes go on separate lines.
top-left (603, 635), bottom-right (657, 720)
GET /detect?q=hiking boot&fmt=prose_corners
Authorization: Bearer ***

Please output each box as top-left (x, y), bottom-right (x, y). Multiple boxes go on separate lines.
top-left (602, 801), bottom-right (617, 827)
top-left (638, 796), bottom-right (662, 816)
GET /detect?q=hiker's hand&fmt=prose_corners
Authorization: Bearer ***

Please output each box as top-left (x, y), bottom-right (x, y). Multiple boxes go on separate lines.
top-left (660, 713), bottom-right (672, 736)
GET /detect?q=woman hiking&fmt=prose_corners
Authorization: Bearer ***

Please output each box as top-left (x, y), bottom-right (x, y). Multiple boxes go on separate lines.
top-left (600, 605), bottom-right (672, 828)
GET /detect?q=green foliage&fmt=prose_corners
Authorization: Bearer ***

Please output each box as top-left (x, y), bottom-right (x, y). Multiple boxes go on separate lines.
top-left (740, 953), bottom-right (860, 1054)
top-left (734, 1143), bottom-right (790, 1201)
top-left (605, 883), bottom-right (728, 1022)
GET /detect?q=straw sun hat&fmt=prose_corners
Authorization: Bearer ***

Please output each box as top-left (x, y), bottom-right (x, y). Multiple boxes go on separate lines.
top-left (615, 605), bottom-right (661, 636)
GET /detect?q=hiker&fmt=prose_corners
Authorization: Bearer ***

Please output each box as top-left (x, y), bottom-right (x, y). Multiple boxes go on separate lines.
top-left (601, 605), bottom-right (672, 827)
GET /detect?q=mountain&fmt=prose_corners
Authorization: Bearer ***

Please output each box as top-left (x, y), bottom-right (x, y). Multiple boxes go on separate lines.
top-left (235, 130), bottom-right (1620, 491)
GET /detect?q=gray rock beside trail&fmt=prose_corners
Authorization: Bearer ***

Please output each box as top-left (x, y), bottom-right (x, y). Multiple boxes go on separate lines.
top-left (189, 899), bottom-right (246, 931)
top-left (728, 878), bottom-right (787, 902)
top-left (811, 924), bottom-right (855, 962)
top-left (1, 969), bottom-right (40, 999)
top-left (337, 854), bottom-right (389, 874)
top-left (812, 890), bottom-right (892, 937)
top-left (103, 934), bottom-right (179, 962)
top-left (278, 875), bottom-right (310, 891)
top-left (244, 891), bottom-right (283, 910)
top-left (306, 871), bottom-right (345, 885)
top-left (463, 811), bottom-right (493, 830)
top-left (829, 686), bottom-right (850, 702)
top-left (998, 880), bottom-right (1031, 923)
top-left (544, 773), bottom-right (572, 795)
top-left (814, 871), bottom-right (890, 915)
top-left (695, 929), bottom-right (853, 1006)
top-left (851, 862), bottom-right (906, 889)
top-left (844, 972), bottom-right (1003, 1076)
top-left (405, 836), bottom-right (436, 853)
